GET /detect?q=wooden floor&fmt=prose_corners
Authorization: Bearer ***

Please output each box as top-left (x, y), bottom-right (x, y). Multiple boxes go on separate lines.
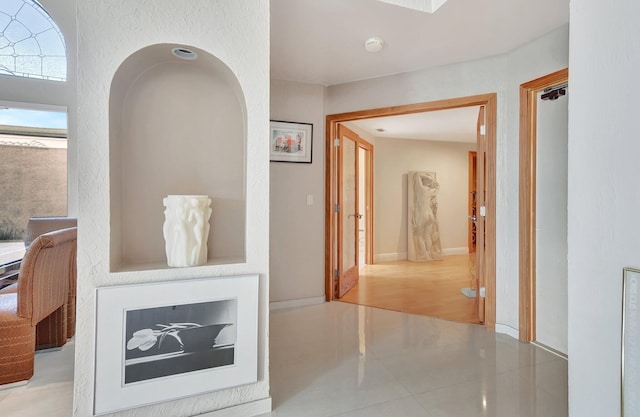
top-left (339, 254), bottom-right (482, 324)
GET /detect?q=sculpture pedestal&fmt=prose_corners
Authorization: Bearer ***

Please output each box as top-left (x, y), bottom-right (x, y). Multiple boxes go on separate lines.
top-left (163, 195), bottom-right (212, 267)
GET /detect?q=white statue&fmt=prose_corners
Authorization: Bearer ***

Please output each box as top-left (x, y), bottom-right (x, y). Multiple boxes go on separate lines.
top-left (408, 172), bottom-right (443, 262)
top-left (163, 195), bottom-right (212, 267)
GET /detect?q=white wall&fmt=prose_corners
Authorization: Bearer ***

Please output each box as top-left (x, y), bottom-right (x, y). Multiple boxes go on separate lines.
top-left (0, 0), bottom-right (78, 216)
top-left (269, 79), bottom-right (326, 302)
top-left (327, 25), bottom-right (569, 331)
top-left (536, 91), bottom-right (568, 355)
top-left (372, 137), bottom-right (475, 261)
top-left (568, 0), bottom-right (640, 415)
top-left (76, 1), bottom-right (270, 416)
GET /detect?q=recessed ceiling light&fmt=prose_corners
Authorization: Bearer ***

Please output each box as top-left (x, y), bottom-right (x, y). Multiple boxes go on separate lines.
top-left (171, 47), bottom-right (197, 60)
top-left (364, 37), bottom-right (385, 53)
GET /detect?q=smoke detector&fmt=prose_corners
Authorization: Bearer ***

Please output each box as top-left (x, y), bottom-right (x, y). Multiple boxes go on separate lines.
top-left (364, 37), bottom-right (385, 52)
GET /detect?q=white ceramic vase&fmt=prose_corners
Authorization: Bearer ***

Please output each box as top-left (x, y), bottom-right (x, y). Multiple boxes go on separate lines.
top-left (162, 195), bottom-right (212, 267)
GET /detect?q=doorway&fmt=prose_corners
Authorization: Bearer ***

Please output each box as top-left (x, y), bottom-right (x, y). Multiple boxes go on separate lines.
top-left (325, 94), bottom-right (497, 329)
top-left (518, 68), bottom-right (569, 354)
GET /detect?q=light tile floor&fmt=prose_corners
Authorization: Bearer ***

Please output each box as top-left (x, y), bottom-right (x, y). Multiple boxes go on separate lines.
top-left (0, 340), bottom-right (74, 417)
top-left (0, 302), bottom-right (568, 417)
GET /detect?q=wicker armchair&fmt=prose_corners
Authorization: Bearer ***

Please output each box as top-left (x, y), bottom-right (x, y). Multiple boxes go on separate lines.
top-left (0, 227), bottom-right (77, 385)
top-left (0, 217), bottom-right (78, 339)
top-left (26, 217), bottom-right (78, 338)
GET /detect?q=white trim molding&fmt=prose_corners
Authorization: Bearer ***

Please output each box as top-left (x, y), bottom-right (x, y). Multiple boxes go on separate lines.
top-left (495, 323), bottom-right (519, 340)
top-left (196, 397), bottom-right (272, 417)
top-left (442, 247), bottom-right (469, 256)
top-left (374, 252), bottom-right (407, 262)
top-left (269, 296), bottom-right (325, 310)
top-left (374, 248), bottom-right (468, 263)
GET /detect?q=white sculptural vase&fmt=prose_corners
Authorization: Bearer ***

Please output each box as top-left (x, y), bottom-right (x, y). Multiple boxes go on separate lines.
top-left (162, 195), bottom-right (212, 267)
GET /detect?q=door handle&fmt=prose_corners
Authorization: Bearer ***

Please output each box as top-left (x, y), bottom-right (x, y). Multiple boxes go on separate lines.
top-left (469, 215), bottom-right (477, 223)
top-left (349, 213), bottom-right (363, 219)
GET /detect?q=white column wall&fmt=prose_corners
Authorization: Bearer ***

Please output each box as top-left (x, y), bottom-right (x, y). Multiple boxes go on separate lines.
top-left (568, 0), bottom-right (640, 415)
top-left (75, 1), bottom-right (270, 416)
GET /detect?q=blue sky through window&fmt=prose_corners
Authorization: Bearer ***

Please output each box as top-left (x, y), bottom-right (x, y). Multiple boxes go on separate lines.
top-left (0, 107), bottom-right (67, 129)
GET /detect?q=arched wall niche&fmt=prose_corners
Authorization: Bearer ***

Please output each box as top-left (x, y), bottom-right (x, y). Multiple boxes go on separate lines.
top-left (109, 43), bottom-right (247, 271)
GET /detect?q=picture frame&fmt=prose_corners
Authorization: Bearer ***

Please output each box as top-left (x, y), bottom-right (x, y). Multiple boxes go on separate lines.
top-left (622, 267), bottom-right (640, 417)
top-left (93, 275), bottom-right (259, 415)
top-left (270, 120), bottom-right (313, 163)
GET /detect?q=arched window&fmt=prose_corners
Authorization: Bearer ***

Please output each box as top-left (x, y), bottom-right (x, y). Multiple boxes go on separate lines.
top-left (0, 0), bottom-right (66, 81)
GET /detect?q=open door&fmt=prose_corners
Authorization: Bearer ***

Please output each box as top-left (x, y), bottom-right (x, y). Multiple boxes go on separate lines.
top-left (336, 124), bottom-right (360, 298)
top-left (475, 106), bottom-right (486, 323)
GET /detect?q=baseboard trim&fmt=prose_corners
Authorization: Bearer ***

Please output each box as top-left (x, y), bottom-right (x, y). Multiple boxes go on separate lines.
top-left (531, 341), bottom-right (568, 360)
top-left (442, 247), bottom-right (470, 256)
top-left (374, 252), bottom-right (407, 262)
top-left (196, 397), bottom-right (272, 417)
top-left (375, 248), bottom-right (469, 263)
top-left (495, 324), bottom-right (519, 340)
top-left (269, 296), bottom-right (325, 310)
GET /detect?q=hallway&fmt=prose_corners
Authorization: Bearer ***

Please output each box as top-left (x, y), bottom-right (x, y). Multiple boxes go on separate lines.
top-left (340, 255), bottom-right (481, 324)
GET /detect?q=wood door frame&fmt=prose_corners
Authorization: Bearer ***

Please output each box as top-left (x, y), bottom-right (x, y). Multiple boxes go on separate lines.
top-left (325, 93), bottom-right (497, 329)
top-left (518, 68), bottom-right (568, 342)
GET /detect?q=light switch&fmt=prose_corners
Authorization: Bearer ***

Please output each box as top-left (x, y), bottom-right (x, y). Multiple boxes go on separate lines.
top-left (307, 194), bottom-right (314, 205)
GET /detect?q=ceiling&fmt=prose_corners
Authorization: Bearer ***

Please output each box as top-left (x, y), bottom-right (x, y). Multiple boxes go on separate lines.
top-left (270, 0), bottom-right (568, 141)
top-left (271, 0), bottom-right (569, 87)
top-left (346, 106), bottom-right (480, 143)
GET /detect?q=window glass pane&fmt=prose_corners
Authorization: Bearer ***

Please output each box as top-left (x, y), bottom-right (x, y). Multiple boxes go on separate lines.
top-left (0, 107), bottom-right (68, 243)
top-left (16, 55), bottom-right (41, 75)
top-left (2, 0), bottom-right (23, 17)
top-left (0, 108), bottom-right (67, 129)
top-left (36, 28), bottom-right (65, 56)
top-left (16, 3), bottom-right (50, 34)
top-left (4, 20), bottom-right (31, 43)
top-left (0, 56), bottom-right (14, 75)
top-left (0, 0), bottom-right (66, 81)
top-left (42, 56), bottom-right (65, 79)
top-left (14, 37), bottom-right (40, 55)
top-left (0, 14), bottom-right (11, 31)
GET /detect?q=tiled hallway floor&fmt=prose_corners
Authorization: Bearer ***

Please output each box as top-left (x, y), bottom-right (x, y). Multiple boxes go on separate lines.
top-left (263, 302), bottom-right (567, 417)
top-left (0, 302), bottom-right (567, 417)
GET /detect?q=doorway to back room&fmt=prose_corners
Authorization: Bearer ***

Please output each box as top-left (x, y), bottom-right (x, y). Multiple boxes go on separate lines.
top-left (325, 94), bottom-right (497, 328)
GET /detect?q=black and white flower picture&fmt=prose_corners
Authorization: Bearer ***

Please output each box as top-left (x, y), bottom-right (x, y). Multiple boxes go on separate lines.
top-left (123, 299), bottom-right (237, 384)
